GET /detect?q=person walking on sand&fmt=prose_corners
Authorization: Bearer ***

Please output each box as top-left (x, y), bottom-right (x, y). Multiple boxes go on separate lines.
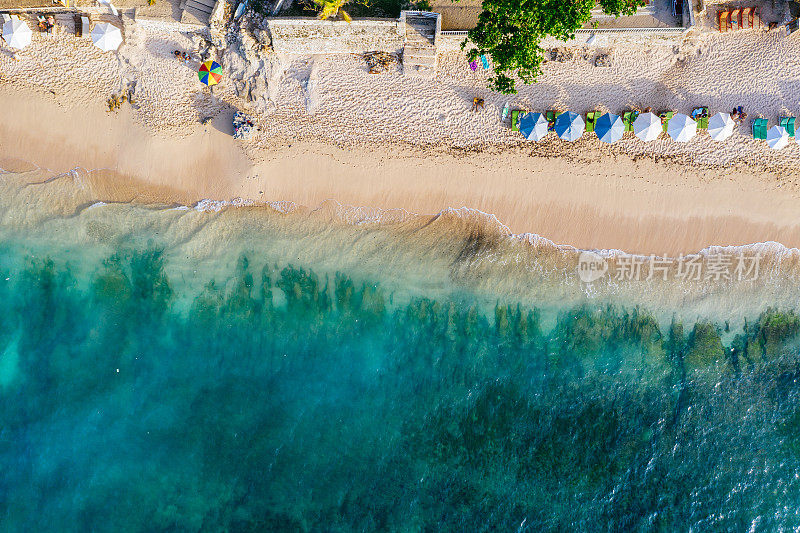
top-left (472, 97), bottom-right (485, 112)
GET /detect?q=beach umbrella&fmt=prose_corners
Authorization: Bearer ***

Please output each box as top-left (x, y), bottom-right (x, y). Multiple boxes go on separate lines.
top-left (554, 111), bottom-right (584, 142)
top-left (198, 60), bottom-right (223, 86)
top-left (519, 112), bottom-right (548, 141)
top-left (91, 22), bottom-right (122, 52)
top-left (2, 18), bottom-right (32, 50)
top-left (667, 113), bottom-right (697, 142)
top-left (595, 113), bottom-right (624, 143)
top-left (633, 112), bottom-right (661, 142)
top-left (767, 125), bottom-right (789, 150)
top-left (708, 112), bottom-right (735, 141)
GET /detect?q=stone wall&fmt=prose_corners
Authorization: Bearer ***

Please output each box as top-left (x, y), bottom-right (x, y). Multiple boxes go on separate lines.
top-left (437, 28), bottom-right (687, 52)
top-left (266, 18), bottom-right (404, 54)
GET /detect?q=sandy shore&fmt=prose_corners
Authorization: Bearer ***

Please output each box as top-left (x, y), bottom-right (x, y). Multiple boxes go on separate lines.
top-left (2, 18), bottom-right (800, 255)
top-left (3, 83), bottom-right (798, 255)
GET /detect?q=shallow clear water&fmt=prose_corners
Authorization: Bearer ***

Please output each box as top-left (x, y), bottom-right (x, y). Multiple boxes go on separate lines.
top-left (2, 171), bottom-right (800, 531)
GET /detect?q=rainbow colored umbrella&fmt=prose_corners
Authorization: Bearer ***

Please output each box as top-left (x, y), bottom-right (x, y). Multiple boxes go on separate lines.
top-left (198, 60), bottom-right (222, 86)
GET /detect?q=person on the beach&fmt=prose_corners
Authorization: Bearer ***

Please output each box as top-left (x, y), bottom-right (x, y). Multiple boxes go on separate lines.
top-left (472, 97), bottom-right (484, 111)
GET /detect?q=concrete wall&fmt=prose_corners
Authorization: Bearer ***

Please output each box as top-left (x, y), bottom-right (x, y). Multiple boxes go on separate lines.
top-left (437, 28), bottom-right (687, 52)
top-left (266, 15), bottom-right (688, 56)
top-left (266, 18), bottom-right (404, 54)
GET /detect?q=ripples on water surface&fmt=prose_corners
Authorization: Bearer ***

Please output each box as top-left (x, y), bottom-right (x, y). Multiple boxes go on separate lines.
top-left (2, 171), bottom-right (800, 530)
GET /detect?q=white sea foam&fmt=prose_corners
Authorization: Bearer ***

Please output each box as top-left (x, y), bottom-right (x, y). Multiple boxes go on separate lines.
top-left (194, 198), bottom-right (255, 212)
top-left (266, 201), bottom-right (298, 214)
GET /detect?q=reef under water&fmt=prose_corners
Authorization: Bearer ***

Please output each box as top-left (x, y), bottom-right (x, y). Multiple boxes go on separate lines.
top-left (1, 244), bottom-right (800, 531)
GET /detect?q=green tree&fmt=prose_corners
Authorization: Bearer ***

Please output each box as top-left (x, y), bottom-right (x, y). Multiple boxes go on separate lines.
top-left (464, 0), bottom-right (645, 94)
top-left (314, 0), bottom-right (352, 21)
top-left (598, 0), bottom-right (643, 17)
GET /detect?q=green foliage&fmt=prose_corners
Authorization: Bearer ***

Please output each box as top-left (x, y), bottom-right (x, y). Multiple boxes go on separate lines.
top-left (465, 0), bottom-right (645, 94)
top-left (279, 0), bottom-right (428, 18)
top-left (312, 0), bottom-right (352, 21)
top-left (598, 0), bottom-right (644, 17)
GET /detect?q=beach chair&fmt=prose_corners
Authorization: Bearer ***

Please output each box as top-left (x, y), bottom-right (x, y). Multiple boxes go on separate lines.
top-left (469, 60), bottom-right (478, 72)
top-left (742, 7), bottom-right (752, 29)
top-left (730, 9), bottom-right (741, 30)
top-left (719, 10), bottom-right (729, 32)
top-left (752, 118), bottom-right (768, 139)
top-left (659, 111), bottom-right (674, 133)
top-left (780, 116), bottom-right (796, 137)
top-left (585, 111), bottom-right (598, 133)
top-left (546, 110), bottom-right (557, 130)
top-left (692, 107), bottom-right (709, 129)
top-left (623, 111), bottom-right (637, 132)
top-left (480, 54), bottom-right (490, 70)
top-left (511, 109), bottom-right (521, 132)
top-left (0, 14), bottom-right (10, 23)
top-left (81, 16), bottom-right (90, 37)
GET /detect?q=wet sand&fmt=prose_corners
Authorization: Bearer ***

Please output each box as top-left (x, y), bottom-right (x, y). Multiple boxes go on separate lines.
top-left (2, 85), bottom-right (799, 256)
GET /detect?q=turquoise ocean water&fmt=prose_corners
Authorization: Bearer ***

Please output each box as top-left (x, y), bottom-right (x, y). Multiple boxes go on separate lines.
top-left (3, 169), bottom-right (800, 530)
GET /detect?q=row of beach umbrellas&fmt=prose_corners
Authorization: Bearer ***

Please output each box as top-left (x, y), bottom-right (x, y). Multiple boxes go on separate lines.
top-left (1, 18), bottom-right (121, 52)
top-left (519, 111), bottom-right (740, 144)
top-left (520, 110), bottom-right (798, 149)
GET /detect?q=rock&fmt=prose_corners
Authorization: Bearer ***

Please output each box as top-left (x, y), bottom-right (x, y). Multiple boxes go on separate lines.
top-left (233, 111), bottom-right (256, 140)
top-left (252, 75), bottom-right (267, 101)
top-left (594, 54), bottom-right (611, 67)
top-left (552, 48), bottom-right (573, 62)
top-left (255, 28), bottom-right (271, 48)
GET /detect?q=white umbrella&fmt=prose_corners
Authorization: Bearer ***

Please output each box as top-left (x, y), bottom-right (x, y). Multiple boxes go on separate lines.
top-left (91, 22), bottom-right (122, 52)
top-left (667, 113), bottom-right (697, 143)
top-left (707, 112), bottom-right (735, 141)
top-left (767, 125), bottom-right (789, 150)
top-left (2, 18), bottom-right (32, 50)
top-left (633, 112), bottom-right (661, 142)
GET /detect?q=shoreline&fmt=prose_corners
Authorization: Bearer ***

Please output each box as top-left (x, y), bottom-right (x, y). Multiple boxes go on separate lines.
top-left (2, 76), bottom-right (800, 257)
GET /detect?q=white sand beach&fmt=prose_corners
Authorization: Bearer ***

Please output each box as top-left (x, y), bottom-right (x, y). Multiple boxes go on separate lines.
top-left (2, 12), bottom-right (800, 255)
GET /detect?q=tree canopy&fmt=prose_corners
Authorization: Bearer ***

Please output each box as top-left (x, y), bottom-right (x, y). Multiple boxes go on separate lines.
top-left (464, 0), bottom-right (645, 94)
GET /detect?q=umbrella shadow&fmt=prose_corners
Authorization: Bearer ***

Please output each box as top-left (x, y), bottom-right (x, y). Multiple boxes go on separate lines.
top-left (193, 90), bottom-right (238, 136)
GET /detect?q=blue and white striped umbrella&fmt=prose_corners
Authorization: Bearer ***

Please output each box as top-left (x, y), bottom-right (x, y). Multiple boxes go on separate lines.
top-left (519, 112), bottom-right (549, 141)
top-left (595, 113), bottom-right (624, 143)
top-left (554, 111), bottom-right (584, 142)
